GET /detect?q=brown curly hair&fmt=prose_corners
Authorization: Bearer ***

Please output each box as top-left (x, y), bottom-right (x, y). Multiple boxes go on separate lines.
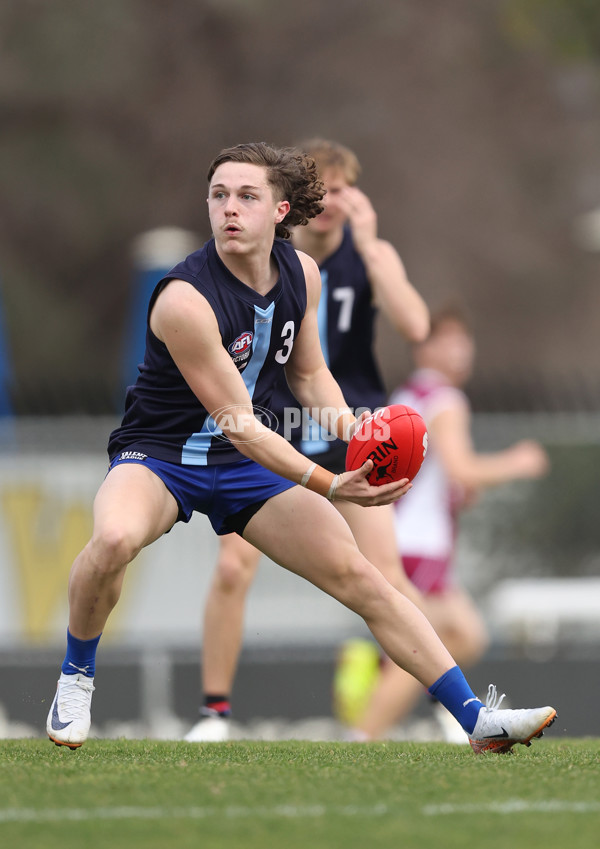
top-left (207, 142), bottom-right (325, 239)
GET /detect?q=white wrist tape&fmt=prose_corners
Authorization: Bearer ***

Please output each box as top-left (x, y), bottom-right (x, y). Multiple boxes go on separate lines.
top-left (300, 463), bottom-right (336, 499)
top-left (326, 474), bottom-right (340, 501)
top-left (300, 463), bottom-right (317, 488)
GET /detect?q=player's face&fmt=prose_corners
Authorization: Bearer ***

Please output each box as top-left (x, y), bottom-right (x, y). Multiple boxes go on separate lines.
top-left (208, 162), bottom-right (290, 255)
top-left (306, 167), bottom-right (349, 235)
top-left (428, 322), bottom-right (475, 386)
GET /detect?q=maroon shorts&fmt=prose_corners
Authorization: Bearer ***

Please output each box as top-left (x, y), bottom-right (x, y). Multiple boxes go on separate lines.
top-left (402, 554), bottom-right (452, 595)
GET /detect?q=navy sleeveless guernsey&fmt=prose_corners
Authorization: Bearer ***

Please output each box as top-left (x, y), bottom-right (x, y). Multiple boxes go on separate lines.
top-left (318, 225), bottom-right (385, 410)
top-left (108, 237), bottom-right (307, 465)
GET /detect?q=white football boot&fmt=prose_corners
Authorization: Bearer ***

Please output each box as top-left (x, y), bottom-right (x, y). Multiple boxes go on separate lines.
top-left (47, 672), bottom-right (95, 749)
top-left (184, 710), bottom-right (230, 743)
top-left (469, 684), bottom-right (556, 754)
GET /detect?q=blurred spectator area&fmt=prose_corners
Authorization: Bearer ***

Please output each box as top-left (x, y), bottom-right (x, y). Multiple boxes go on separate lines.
top-left (1, 1), bottom-right (600, 417)
top-left (0, 412), bottom-right (599, 657)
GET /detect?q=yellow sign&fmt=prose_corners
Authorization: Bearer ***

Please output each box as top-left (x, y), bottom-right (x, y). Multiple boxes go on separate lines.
top-left (2, 487), bottom-right (92, 641)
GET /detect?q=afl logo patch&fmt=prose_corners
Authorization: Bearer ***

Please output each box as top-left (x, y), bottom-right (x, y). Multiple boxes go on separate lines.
top-left (228, 331), bottom-right (253, 355)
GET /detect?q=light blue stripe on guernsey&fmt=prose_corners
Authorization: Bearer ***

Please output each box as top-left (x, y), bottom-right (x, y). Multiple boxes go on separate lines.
top-left (181, 302), bottom-right (275, 465)
top-left (302, 269), bottom-right (330, 456)
top-left (317, 269), bottom-right (330, 365)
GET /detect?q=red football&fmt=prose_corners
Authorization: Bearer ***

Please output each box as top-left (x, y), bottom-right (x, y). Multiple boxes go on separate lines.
top-left (345, 404), bottom-right (428, 486)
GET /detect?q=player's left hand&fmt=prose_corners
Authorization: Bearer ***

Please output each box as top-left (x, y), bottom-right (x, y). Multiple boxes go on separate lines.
top-left (338, 187), bottom-right (378, 254)
top-left (344, 408), bottom-right (371, 442)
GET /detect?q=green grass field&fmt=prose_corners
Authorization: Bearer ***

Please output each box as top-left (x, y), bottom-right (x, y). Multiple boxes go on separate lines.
top-left (1, 738), bottom-right (599, 849)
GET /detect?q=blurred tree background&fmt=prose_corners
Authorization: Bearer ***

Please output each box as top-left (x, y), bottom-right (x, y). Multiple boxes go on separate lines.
top-left (0, 0), bottom-right (599, 414)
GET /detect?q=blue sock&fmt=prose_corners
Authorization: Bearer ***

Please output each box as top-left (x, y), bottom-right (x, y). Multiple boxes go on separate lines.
top-left (61, 629), bottom-right (101, 678)
top-left (428, 666), bottom-right (482, 734)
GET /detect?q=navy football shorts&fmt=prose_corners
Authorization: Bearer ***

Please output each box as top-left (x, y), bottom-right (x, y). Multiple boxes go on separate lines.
top-left (109, 453), bottom-right (296, 536)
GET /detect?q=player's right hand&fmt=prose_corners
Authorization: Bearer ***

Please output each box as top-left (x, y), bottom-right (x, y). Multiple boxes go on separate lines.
top-left (508, 440), bottom-right (550, 479)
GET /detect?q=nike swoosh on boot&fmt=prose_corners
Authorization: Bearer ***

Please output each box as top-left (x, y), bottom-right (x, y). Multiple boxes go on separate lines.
top-left (50, 699), bottom-right (73, 731)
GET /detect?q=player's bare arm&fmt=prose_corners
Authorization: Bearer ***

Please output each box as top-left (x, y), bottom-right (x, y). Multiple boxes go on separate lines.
top-left (431, 401), bottom-right (549, 488)
top-left (284, 251), bottom-right (357, 438)
top-left (339, 186), bottom-right (429, 342)
top-left (285, 253), bottom-right (381, 446)
top-left (283, 252), bottom-right (412, 505)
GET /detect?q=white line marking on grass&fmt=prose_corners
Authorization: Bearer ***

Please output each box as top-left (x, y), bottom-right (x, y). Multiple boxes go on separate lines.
top-left (0, 804), bottom-right (390, 823)
top-left (423, 800), bottom-right (600, 816)
top-left (0, 800), bottom-right (598, 823)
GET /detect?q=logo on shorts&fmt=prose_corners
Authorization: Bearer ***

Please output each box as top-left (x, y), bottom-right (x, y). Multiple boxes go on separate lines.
top-left (119, 451), bottom-right (147, 461)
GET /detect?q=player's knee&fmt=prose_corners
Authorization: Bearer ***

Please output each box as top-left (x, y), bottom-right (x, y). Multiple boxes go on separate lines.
top-left (334, 553), bottom-right (385, 610)
top-left (88, 524), bottom-right (142, 573)
top-left (215, 550), bottom-right (257, 594)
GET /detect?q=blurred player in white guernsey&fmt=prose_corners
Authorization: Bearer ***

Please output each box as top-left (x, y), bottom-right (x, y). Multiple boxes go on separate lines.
top-left (348, 305), bottom-right (550, 742)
